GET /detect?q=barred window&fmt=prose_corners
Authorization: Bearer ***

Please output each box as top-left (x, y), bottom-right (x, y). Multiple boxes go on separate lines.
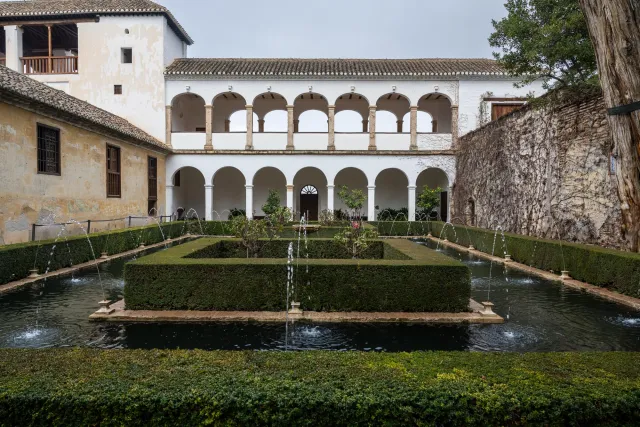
top-left (106, 145), bottom-right (121, 197)
top-left (148, 156), bottom-right (157, 201)
top-left (37, 124), bottom-right (60, 175)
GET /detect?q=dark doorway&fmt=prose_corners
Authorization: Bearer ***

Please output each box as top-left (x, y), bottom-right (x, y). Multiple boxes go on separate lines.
top-left (299, 185), bottom-right (319, 220)
top-left (440, 191), bottom-right (448, 222)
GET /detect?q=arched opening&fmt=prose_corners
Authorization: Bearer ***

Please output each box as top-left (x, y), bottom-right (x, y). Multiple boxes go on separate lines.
top-left (375, 169), bottom-right (409, 221)
top-left (334, 167), bottom-right (369, 219)
top-left (335, 93), bottom-right (369, 132)
top-left (228, 110), bottom-right (259, 132)
top-left (212, 92), bottom-right (247, 132)
top-left (415, 168), bottom-right (450, 222)
top-left (253, 93), bottom-right (287, 132)
top-left (417, 93), bottom-right (452, 133)
top-left (294, 92), bottom-right (329, 132)
top-left (335, 110), bottom-right (366, 132)
top-left (212, 167), bottom-right (246, 218)
top-left (171, 93), bottom-right (206, 132)
top-left (171, 167), bottom-right (205, 219)
top-left (253, 167), bottom-right (287, 218)
top-left (402, 111), bottom-right (434, 133)
top-left (294, 167), bottom-right (328, 220)
top-left (375, 110), bottom-right (399, 132)
top-left (376, 93), bottom-right (410, 133)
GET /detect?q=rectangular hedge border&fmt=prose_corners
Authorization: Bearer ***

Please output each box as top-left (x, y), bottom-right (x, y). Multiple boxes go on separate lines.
top-left (370, 221), bottom-right (432, 237)
top-left (190, 221), bottom-right (345, 238)
top-left (428, 222), bottom-right (640, 297)
top-left (0, 221), bottom-right (189, 285)
top-left (124, 238), bottom-right (470, 313)
top-left (1, 349), bottom-right (640, 426)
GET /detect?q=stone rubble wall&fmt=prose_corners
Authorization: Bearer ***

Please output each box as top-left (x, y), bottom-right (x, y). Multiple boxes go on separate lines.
top-left (453, 93), bottom-right (625, 250)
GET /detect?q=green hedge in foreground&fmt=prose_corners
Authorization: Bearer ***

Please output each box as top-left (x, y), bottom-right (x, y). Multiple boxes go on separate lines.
top-left (370, 221), bottom-right (433, 236)
top-left (1, 349), bottom-right (640, 426)
top-left (429, 222), bottom-right (640, 298)
top-left (125, 238), bottom-right (470, 312)
top-left (0, 222), bottom-right (189, 285)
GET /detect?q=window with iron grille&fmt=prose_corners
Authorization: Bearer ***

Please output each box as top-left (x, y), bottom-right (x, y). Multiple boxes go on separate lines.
top-left (37, 124), bottom-right (61, 175)
top-left (106, 145), bottom-right (121, 197)
top-left (148, 156), bottom-right (157, 201)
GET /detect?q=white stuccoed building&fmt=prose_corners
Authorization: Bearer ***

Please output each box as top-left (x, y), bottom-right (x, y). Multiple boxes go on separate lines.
top-left (0, 0), bottom-right (542, 222)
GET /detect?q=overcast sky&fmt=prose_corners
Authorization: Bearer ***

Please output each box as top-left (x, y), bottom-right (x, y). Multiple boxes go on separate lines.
top-left (155, 0), bottom-right (508, 59)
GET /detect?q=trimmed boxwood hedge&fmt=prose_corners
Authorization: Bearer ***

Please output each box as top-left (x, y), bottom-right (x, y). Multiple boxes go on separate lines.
top-left (185, 239), bottom-right (392, 259)
top-left (124, 238), bottom-right (470, 312)
top-left (429, 222), bottom-right (640, 298)
top-left (370, 221), bottom-right (433, 236)
top-left (1, 349), bottom-right (640, 426)
top-left (189, 221), bottom-right (345, 238)
top-left (0, 222), bottom-right (189, 285)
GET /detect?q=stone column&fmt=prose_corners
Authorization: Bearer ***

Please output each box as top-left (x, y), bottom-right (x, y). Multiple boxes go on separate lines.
top-left (224, 119), bottom-right (230, 133)
top-left (287, 105), bottom-right (295, 150)
top-left (245, 185), bottom-right (254, 219)
top-left (327, 105), bottom-right (336, 151)
top-left (205, 105), bottom-right (213, 150)
top-left (245, 105), bottom-right (253, 150)
top-left (5, 25), bottom-right (23, 72)
top-left (367, 186), bottom-right (376, 221)
top-left (204, 184), bottom-right (214, 220)
top-left (286, 184), bottom-right (294, 212)
top-left (408, 186), bottom-right (417, 222)
top-left (362, 119), bottom-right (369, 133)
top-left (447, 185), bottom-right (454, 223)
top-left (410, 106), bottom-right (418, 150)
top-left (432, 119), bottom-right (438, 133)
top-left (165, 105), bottom-right (173, 147)
top-left (258, 119), bottom-right (265, 133)
top-left (396, 119), bottom-right (403, 133)
top-left (368, 106), bottom-right (376, 150)
top-left (451, 105), bottom-right (459, 149)
top-left (166, 185), bottom-right (174, 218)
top-left (327, 184), bottom-right (335, 212)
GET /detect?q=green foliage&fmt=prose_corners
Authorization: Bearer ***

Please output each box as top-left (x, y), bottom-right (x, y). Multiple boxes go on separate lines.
top-left (417, 186), bottom-right (442, 213)
top-left (333, 224), bottom-right (379, 259)
top-left (377, 207), bottom-right (409, 221)
top-left (318, 209), bottom-right (349, 226)
top-left (430, 222), bottom-right (640, 297)
top-left (261, 189), bottom-right (282, 216)
top-left (337, 185), bottom-right (366, 219)
top-left (229, 216), bottom-right (267, 257)
top-left (0, 222), bottom-right (188, 285)
top-left (489, 0), bottom-right (598, 89)
top-left (371, 221), bottom-right (433, 236)
top-left (227, 208), bottom-right (246, 220)
top-left (2, 349), bottom-right (640, 426)
top-left (124, 238), bottom-right (470, 312)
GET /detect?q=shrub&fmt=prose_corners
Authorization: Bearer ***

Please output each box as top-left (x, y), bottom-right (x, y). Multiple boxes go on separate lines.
top-left (417, 185), bottom-right (442, 214)
top-left (124, 238), bottom-right (470, 312)
top-left (227, 208), bottom-right (246, 220)
top-left (430, 221), bottom-right (640, 297)
top-left (370, 221), bottom-right (433, 236)
top-left (2, 349), bottom-right (640, 426)
top-left (0, 221), bottom-right (188, 285)
top-left (377, 207), bottom-right (409, 221)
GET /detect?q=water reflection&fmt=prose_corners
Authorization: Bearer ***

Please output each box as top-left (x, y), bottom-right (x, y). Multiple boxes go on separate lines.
top-left (0, 239), bottom-right (639, 351)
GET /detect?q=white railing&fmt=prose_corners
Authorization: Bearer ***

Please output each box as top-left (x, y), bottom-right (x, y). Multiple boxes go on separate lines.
top-left (417, 133), bottom-right (453, 150)
top-left (171, 133), bottom-right (206, 150)
top-left (376, 133), bottom-right (410, 150)
top-left (294, 133), bottom-right (329, 150)
top-left (253, 132), bottom-right (288, 150)
top-left (213, 132), bottom-right (247, 150)
top-left (335, 133), bottom-right (370, 150)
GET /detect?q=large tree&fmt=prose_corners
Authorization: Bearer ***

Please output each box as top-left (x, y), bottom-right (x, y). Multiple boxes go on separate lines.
top-left (579, 0), bottom-right (640, 251)
top-left (490, 0), bottom-right (598, 89)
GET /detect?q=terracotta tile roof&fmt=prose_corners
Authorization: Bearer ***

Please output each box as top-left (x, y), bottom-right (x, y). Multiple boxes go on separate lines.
top-left (0, 0), bottom-right (193, 44)
top-left (165, 58), bottom-right (508, 79)
top-left (0, 65), bottom-right (169, 152)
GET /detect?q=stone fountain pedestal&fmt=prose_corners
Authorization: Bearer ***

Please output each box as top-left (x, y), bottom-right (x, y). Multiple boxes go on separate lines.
top-left (28, 269), bottom-right (40, 279)
top-left (96, 300), bottom-right (115, 315)
top-left (560, 271), bottom-right (571, 280)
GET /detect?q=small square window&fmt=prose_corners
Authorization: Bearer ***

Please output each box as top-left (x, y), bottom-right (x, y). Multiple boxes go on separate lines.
top-left (114, 85), bottom-right (122, 95)
top-left (121, 48), bottom-right (133, 64)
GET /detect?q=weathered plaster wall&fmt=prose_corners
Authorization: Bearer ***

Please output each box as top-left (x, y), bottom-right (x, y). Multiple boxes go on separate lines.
top-left (0, 102), bottom-right (166, 244)
top-left (454, 93), bottom-right (624, 249)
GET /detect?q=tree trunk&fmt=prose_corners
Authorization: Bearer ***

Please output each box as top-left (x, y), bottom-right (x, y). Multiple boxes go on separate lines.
top-left (579, 0), bottom-right (640, 251)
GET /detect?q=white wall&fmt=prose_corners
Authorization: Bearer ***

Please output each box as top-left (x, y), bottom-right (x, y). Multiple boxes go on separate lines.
top-left (375, 169), bottom-right (409, 212)
top-left (458, 79), bottom-right (544, 136)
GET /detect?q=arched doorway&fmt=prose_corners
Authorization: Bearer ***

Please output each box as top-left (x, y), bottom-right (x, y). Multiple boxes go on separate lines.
top-left (415, 168), bottom-right (450, 222)
top-left (299, 185), bottom-right (319, 220)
